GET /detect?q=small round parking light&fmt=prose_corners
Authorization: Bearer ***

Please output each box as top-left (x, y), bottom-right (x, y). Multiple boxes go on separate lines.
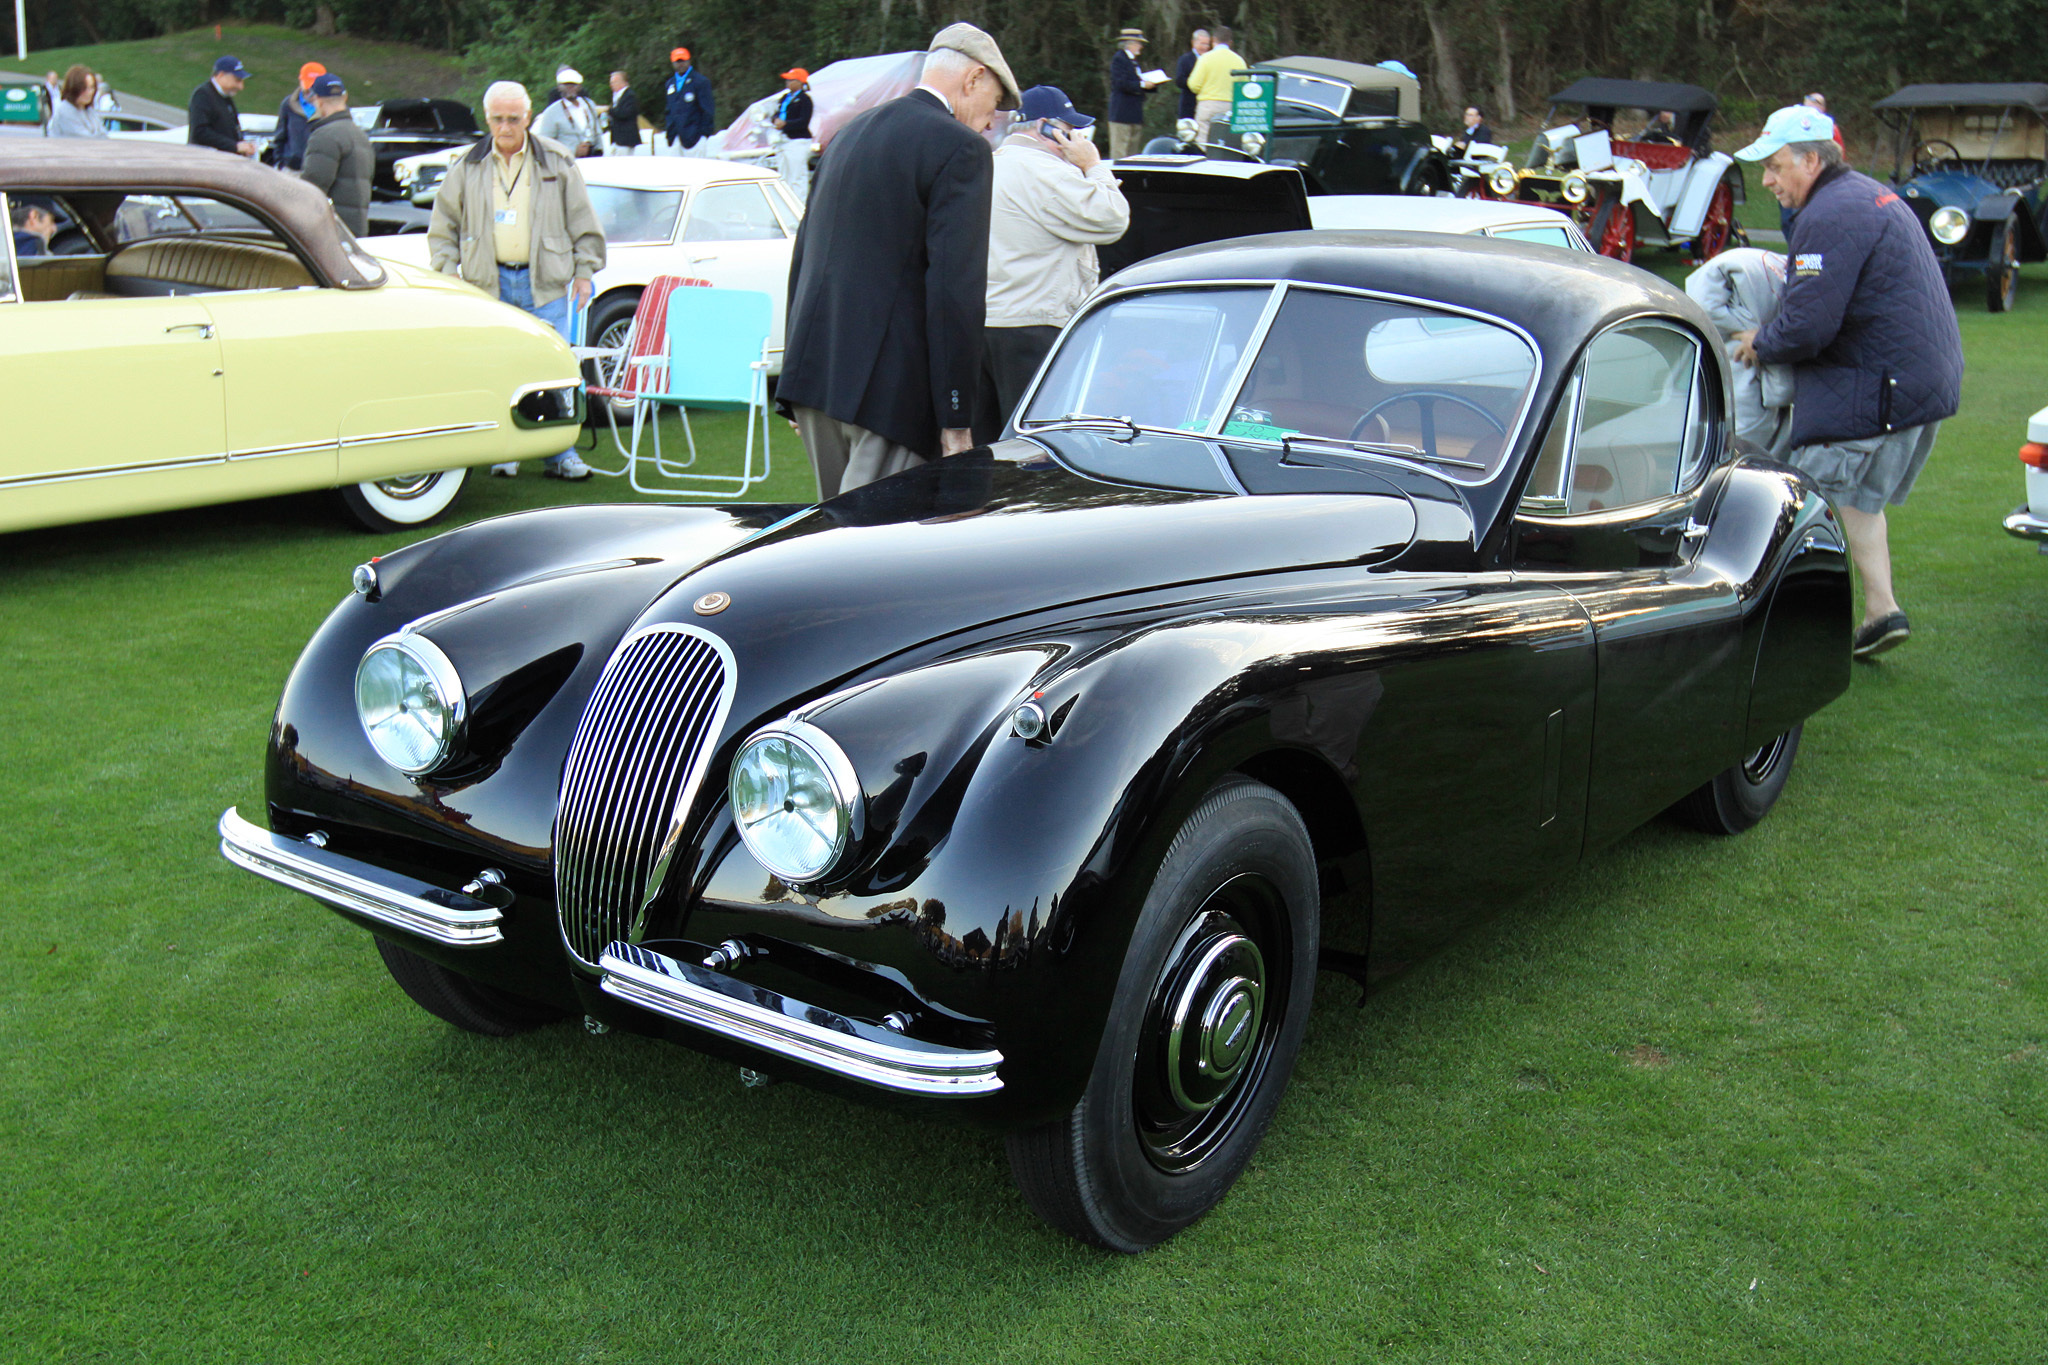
top-left (1929, 206), bottom-right (1970, 245)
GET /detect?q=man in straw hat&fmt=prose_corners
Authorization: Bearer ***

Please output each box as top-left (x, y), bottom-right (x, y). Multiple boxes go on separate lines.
top-left (1106, 27), bottom-right (1159, 159)
top-left (777, 23), bottom-right (1021, 498)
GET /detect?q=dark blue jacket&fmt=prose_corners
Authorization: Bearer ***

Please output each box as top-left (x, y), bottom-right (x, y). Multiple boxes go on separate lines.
top-left (1175, 50), bottom-right (1199, 120)
top-left (186, 78), bottom-right (242, 154)
top-left (1109, 49), bottom-right (1149, 125)
top-left (1754, 164), bottom-right (1963, 447)
top-left (271, 89), bottom-right (315, 169)
top-left (664, 65), bottom-right (715, 147)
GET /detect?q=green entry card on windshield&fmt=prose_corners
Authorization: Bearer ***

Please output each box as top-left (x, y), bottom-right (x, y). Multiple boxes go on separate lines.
top-left (1220, 420), bottom-right (1298, 441)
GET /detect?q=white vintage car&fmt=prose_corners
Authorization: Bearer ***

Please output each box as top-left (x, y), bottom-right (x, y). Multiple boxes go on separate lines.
top-left (2004, 405), bottom-right (2048, 549)
top-left (1307, 195), bottom-right (1594, 251)
top-left (370, 157), bottom-right (800, 375)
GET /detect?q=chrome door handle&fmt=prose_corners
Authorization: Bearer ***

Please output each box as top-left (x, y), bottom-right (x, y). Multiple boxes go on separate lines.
top-left (165, 322), bottom-right (215, 339)
top-left (1680, 518), bottom-right (1710, 541)
top-left (687, 254), bottom-right (719, 264)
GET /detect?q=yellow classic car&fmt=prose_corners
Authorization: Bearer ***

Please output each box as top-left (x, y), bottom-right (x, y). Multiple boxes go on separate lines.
top-left (1, 141), bottom-right (583, 534)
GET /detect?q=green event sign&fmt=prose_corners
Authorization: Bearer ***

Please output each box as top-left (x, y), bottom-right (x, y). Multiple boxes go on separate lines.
top-left (1230, 71), bottom-right (1274, 135)
top-left (0, 85), bottom-right (44, 124)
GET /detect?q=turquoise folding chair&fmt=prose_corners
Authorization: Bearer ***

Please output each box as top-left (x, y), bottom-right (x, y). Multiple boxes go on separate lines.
top-left (620, 286), bottom-right (776, 497)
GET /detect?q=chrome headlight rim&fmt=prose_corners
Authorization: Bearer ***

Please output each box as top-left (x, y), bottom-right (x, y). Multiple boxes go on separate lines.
top-left (1560, 171), bottom-right (1590, 204)
top-left (1929, 205), bottom-right (1970, 245)
top-left (355, 632), bottom-right (466, 777)
top-left (729, 719), bottom-right (864, 885)
top-left (1486, 163), bottom-right (1520, 197)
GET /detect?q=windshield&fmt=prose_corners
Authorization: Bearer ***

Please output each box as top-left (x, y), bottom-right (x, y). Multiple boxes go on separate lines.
top-left (587, 185), bottom-right (684, 245)
top-left (1274, 72), bottom-right (1348, 120)
top-left (1022, 284), bottom-right (1538, 484)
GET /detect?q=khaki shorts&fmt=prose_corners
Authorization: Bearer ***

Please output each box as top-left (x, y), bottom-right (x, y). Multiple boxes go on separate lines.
top-left (1789, 422), bottom-right (1939, 515)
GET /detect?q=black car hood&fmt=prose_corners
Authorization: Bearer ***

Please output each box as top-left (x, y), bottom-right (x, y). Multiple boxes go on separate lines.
top-left (635, 446), bottom-right (1415, 715)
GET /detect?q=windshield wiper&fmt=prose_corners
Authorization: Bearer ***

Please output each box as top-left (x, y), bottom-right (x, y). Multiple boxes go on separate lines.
top-left (1280, 432), bottom-right (1488, 472)
top-left (1018, 413), bottom-right (1142, 443)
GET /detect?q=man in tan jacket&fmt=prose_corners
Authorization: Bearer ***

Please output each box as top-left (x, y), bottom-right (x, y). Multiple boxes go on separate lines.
top-left (972, 85), bottom-right (1129, 445)
top-left (429, 79), bottom-right (607, 478)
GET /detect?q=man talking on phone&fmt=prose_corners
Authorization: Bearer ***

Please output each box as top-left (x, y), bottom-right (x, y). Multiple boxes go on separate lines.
top-left (973, 85), bottom-right (1130, 446)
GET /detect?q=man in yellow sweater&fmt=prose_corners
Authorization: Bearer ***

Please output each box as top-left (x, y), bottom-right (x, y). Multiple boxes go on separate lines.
top-left (1186, 25), bottom-right (1243, 143)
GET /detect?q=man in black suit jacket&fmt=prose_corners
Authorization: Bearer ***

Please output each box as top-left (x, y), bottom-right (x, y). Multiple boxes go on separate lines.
top-left (606, 72), bottom-right (642, 153)
top-left (777, 24), bottom-right (1020, 498)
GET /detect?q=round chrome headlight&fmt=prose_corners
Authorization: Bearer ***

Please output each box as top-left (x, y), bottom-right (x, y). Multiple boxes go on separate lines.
top-left (356, 634), bottom-right (465, 776)
top-left (1486, 163), bottom-right (1519, 197)
top-left (1240, 131), bottom-right (1266, 157)
top-left (1561, 172), bottom-right (1590, 204)
top-left (1929, 206), bottom-right (1970, 245)
top-left (729, 721), bottom-right (861, 883)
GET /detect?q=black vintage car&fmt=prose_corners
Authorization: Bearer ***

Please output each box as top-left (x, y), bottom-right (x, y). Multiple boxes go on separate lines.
top-left (1179, 55), bottom-right (1452, 196)
top-left (1872, 83), bottom-right (2048, 312)
top-left (355, 97), bottom-right (481, 203)
top-left (219, 234), bottom-right (1851, 1252)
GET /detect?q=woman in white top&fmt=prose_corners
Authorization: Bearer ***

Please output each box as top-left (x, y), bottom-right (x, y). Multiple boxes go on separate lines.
top-left (46, 66), bottom-right (107, 138)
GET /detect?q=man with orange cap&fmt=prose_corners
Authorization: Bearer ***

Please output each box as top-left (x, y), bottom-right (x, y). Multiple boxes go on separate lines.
top-left (271, 61), bottom-right (325, 170)
top-left (771, 66), bottom-right (814, 201)
top-left (662, 46), bottom-right (715, 156)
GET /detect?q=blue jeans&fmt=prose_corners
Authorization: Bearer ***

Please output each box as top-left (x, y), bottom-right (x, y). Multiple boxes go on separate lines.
top-left (499, 264), bottom-right (577, 467)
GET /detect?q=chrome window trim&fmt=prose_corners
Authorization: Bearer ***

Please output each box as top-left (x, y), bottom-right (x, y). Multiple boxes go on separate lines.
top-left (1201, 282), bottom-right (1290, 436)
top-left (1018, 279), bottom-right (1545, 489)
top-left (1519, 313), bottom-right (1713, 521)
top-left (0, 191), bottom-right (18, 305)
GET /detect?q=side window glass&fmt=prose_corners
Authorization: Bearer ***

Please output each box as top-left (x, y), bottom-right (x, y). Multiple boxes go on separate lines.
top-left (0, 193), bottom-right (18, 304)
top-left (1568, 324), bottom-right (1701, 513)
top-left (682, 183), bottom-right (785, 243)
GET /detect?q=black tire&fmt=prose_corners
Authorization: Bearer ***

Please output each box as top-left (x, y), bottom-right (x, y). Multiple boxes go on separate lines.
top-left (1006, 776), bottom-right (1319, 1252)
top-left (1987, 219), bottom-right (2019, 313)
top-left (1671, 723), bottom-right (1802, 835)
top-left (584, 290), bottom-right (644, 422)
top-left (339, 468), bottom-right (468, 532)
top-left (373, 935), bottom-right (569, 1036)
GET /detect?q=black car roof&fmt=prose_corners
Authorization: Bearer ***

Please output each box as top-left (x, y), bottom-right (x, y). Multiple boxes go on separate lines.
top-left (1547, 78), bottom-right (1718, 114)
top-left (1873, 83), bottom-right (2048, 116)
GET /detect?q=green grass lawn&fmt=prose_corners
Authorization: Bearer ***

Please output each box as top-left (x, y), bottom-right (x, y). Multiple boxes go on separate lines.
top-left (4, 272), bottom-right (2046, 1361)
top-left (10, 23), bottom-right (471, 118)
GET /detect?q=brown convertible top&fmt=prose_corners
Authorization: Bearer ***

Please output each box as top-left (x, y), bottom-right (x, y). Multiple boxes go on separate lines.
top-left (0, 139), bottom-right (383, 289)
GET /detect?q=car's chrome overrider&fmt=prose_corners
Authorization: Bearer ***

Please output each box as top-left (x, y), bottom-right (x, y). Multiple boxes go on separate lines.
top-left (217, 807), bottom-right (504, 946)
top-left (2003, 506), bottom-right (2048, 542)
top-left (597, 942), bottom-right (1004, 1095)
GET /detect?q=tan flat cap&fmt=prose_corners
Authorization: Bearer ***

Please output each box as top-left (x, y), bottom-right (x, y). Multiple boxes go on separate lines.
top-left (928, 22), bottom-right (1020, 111)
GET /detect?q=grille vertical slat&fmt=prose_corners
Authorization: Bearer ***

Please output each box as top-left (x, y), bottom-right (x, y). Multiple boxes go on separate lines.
top-left (554, 626), bottom-right (734, 966)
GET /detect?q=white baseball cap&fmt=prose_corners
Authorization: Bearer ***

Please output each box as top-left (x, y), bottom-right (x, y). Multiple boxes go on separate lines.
top-left (556, 66), bottom-right (583, 84)
top-left (1737, 105), bottom-right (1836, 161)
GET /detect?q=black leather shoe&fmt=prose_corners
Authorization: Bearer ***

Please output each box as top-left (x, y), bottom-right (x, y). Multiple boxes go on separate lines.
top-left (1852, 611), bottom-right (1910, 659)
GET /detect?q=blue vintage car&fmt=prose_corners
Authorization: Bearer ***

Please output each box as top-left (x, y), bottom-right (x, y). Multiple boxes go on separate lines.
top-left (1874, 83), bottom-right (2048, 312)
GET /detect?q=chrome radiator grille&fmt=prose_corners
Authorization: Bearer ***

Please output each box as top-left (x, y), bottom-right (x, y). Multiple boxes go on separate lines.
top-left (555, 624), bottom-right (734, 966)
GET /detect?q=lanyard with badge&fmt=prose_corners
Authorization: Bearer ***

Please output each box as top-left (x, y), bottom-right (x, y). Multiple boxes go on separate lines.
top-left (495, 152), bottom-right (524, 228)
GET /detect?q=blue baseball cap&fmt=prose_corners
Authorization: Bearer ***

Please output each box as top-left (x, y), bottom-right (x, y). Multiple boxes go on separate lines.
top-left (213, 55), bottom-right (250, 78)
top-left (1737, 105), bottom-right (1836, 161)
top-left (1019, 85), bottom-right (1094, 129)
top-left (310, 73), bottom-right (345, 97)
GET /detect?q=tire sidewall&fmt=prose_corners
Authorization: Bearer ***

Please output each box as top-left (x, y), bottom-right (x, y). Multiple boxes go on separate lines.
top-left (1719, 722), bottom-right (1802, 830)
top-left (1070, 781), bottom-right (1319, 1250)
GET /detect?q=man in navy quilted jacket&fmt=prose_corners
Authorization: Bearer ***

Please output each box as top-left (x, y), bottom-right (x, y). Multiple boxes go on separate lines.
top-left (1733, 105), bottom-right (1963, 660)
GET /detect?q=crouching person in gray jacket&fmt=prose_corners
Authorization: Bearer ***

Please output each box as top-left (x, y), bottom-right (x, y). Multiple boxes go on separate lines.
top-left (1733, 105), bottom-right (1963, 660)
top-left (972, 85), bottom-right (1130, 446)
top-left (429, 80), bottom-right (608, 479)
top-left (300, 74), bottom-right (373, 236)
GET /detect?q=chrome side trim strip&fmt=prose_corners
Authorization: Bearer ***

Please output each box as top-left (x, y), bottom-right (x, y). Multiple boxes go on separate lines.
top-left (0, 423), bottom-right (502, 491)
top-left (217, 806), bottom-right (504, 947)
top-left (339, 421), bottom-right (499, 449)
top-left (598, 942), bottom-right (1005, 1096)
top-left (2005, 506), bottom-right (2048, 543)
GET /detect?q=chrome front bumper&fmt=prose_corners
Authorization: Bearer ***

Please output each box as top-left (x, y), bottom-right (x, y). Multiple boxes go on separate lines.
top-left (599, 942), bottom-right (1005, 1096)
top-left (217, 806), bottom-right (505, 946)
top-left (2004, 506), bottom-right (2048, 543)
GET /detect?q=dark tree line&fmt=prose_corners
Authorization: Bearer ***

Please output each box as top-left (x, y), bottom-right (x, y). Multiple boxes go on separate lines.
top-left (15, 0), bottom-right (2039, 138)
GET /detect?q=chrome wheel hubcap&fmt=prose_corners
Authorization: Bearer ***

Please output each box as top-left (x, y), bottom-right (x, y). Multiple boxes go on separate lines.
top-left (1163, 934), bottom-right (1265, 1113)
top-left (371, 471), bottom-right (441, 500)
